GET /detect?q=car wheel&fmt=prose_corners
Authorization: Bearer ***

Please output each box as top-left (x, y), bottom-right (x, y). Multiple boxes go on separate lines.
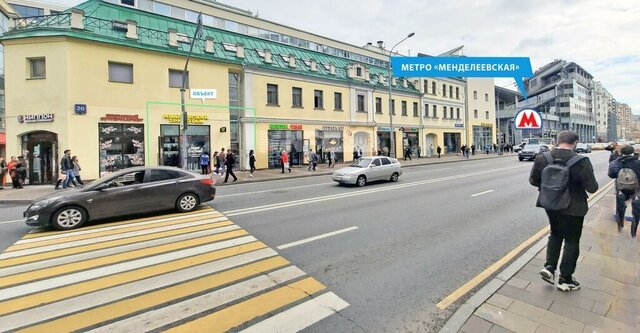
top-left (52, 206), bottom-right (87, 230)
top-left (390, 172), bottom-right (399, 182)
top-left (176, 193), bottom-right (199, 212)
top-left (518, 157), bottom-right (524, 161)
top-left (356, 175), bottom-right (367, 187)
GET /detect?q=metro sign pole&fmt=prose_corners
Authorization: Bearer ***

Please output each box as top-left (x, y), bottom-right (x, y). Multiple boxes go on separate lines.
top-left (514, 108), bottom-right (543, 142)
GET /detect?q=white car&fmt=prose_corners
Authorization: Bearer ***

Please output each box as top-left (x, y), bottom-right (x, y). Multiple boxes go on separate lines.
top-left (332, 156), bottom-right (402, 187)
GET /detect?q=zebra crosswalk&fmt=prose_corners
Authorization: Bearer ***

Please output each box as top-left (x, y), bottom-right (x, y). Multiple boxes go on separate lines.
top-left (0, 207), bottom-right (348, 332)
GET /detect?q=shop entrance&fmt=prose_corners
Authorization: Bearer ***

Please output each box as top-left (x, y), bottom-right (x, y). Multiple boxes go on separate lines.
top-left (21, 131), bottom-right (58, 184)
top-left (160, 125), bottom-right (210, 172)
top-left (353, 132), bottom-right (370, 158)
top-left (444, 132), bottom-right (461, 154)
top-left (267, 130), bottom-right (303, 168)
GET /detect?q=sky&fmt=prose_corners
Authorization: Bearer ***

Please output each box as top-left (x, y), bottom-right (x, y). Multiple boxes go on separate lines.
top-left (52, 0), bottom-right (640, 113)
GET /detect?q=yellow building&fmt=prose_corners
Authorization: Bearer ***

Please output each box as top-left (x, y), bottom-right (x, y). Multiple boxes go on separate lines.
top-left (466, 78), bottom-right (497, 150)
top-left (2, 0), bottom-right (424, 182)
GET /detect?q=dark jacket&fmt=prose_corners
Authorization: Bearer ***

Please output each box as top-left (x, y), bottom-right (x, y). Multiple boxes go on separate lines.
top-left (249, 155), bottom-right (256, 168)
top-left (61, 155), bottom-right (73, 170)
top-left (608, 155), bottom-right (640, 181)
top-left (226, 154), bottom-right (235, 168)
top-left (609, 151), bottom-right (621, 163)
top-left (529, 148), bottom-right (598, 216)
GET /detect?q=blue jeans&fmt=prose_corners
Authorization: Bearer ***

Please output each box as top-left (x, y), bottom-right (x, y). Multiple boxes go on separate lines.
top-left (63, 169), bottom-right (75, 189)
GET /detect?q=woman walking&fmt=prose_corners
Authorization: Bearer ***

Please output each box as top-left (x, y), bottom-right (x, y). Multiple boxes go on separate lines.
top-left (249, 150), bottom-right (256, 178)
top-left (72, 156), bottom-right (84, 186)
top-left (7, 156), bottom-right (22, 189)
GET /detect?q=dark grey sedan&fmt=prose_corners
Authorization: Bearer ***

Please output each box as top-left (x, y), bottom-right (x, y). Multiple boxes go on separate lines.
top-left (24, 166), bottom-right (216, 230)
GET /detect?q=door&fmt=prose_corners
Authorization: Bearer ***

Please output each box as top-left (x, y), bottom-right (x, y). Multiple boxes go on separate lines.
top-left (88, 170), bottom-right (148, 220)
top-left (354, 132), bottom-right (370, 157)
top-left (369, 158), bottom-right (384, 181)
top-left (138, 169), bottom-right (183, 211)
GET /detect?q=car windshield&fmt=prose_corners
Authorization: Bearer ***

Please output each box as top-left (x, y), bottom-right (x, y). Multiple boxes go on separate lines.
top-left (350, 158), bottom-right (372, 168)
top-left (525, 145), bottom-right (541, 150)
top-left (577, 143), bottom-right (587, 148)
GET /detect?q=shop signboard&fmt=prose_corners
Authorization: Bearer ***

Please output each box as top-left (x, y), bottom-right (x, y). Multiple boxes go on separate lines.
top-left (18, 113), bottom-right (54, 123)
top-left (163, 114), bottom-right (208, 124)
top-left (322, 126), bottom-right (344, 131)
top-left (100, 114), bottom-right (143, 122)
top-left (269, 124), bottom-right (303, 130)
top-left (378, 127), bottom-right (391, 132)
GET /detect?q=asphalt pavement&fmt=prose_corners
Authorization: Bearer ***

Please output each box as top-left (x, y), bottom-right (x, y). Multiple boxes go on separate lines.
top-left (0, 151), bottom-right (613, 332)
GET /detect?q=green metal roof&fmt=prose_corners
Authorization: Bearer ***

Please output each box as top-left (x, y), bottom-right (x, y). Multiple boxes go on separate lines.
top-left (2, 0), bottom-right (421, 95)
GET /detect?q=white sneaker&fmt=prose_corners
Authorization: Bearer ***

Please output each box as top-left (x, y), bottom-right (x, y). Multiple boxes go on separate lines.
top-left (249, 174), bottom-right (254, 178)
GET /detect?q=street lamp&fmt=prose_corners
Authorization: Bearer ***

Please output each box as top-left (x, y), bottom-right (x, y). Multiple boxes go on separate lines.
top-left (388, 32), bottom-right (415, 158)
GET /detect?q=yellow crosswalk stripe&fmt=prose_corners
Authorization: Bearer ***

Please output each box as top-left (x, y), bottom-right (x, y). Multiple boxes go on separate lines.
top-left (16, 256), bottom-right (290, 333)
top-left (21, 207), bottom-right (216, 239)
top-left (0, 229), bottom-right (248, 288)
top-left (166, 277), bottom-right (326, 333)
top-left (6, 214), bottom-right (223, 252)
top-left (0, 242), bottom-right (267, 316)
top-left (0, 220), bottom-right (233, 268)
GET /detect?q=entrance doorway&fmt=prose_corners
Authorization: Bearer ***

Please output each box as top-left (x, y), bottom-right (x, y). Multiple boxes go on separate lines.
top-left (21, 131), bottom-right (58, 184)
top-left (425, 133), bottom-right (437, 156)
top-left (353, 132), bottom-right (370, 157)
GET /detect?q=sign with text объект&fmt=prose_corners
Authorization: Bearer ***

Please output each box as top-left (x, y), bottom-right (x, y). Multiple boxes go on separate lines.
top-left (190, 89), bottom-right (217, 102)
top-left (390, 57), bottom-right (534, 99)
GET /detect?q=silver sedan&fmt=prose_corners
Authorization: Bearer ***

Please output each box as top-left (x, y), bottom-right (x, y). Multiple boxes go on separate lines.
top-left (332, 156), bottom-right (402, 187)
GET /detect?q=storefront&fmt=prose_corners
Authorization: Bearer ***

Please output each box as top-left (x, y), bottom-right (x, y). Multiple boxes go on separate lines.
top-left (316, 126), bottom-right (344, 163)
top-left (160, 114), bottom-right (211, 172)
top-left (376, 128), bottom-right (395, 157)
top-left (17, 114), bottom-right (57, 184)
top-left (267, 123), bottom-right (304, 168)
top-left (444, 132), bottom-right (461, 153)
top-left (401, 127), bottom-right (419, 157)
top-left (99, 120), bottom-right (145, 177)
top-left (473, 123), bottom-right (494, 150)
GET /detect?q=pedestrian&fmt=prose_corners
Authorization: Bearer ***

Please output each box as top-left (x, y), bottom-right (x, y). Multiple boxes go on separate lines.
top-left (218, 148), bottom-right (227, 176)
top-left (428, 144), bottom-right (434, 158)
top-left (310, 150), bottom-right (318, 171)
top-left (460, 145), bottom-right (467, 158)
top-left (471, 144), bottom-right (476, 156)
top-left (281, 149), bottom-right (291, 173)
top-left (485, 144), bottom-right (490, 155)
top-left (353, 147), bottom-right (358, 161)
top-left (199, 151), bottom-right (210, 175)
top-left (0, 156), bottom-right (6, 189)
top-left (529, 130), bottom-right (598, 291)
top-left (212, 151), bottom-right (219, 174)
top-left (249, 149), bottom-right (256, 178)
top-left (357, 146), bottom-right (363, 159)
top-left (436, 146), bottom-right (442, 158)
top-left (404, 147), bottom-right (412, 161)
top-left (493, 143), bottom-right (497, 153)
top-left (608, 145), bottom-right (640, 236)
top-left (607, 141), bottom-right (621, 163)
top-left (330, 149), bottom-right (337, 168)
top-left (224, 151), bottom-right (237, 183)
top-left (7, 156), bottom-right (22, 189)
top-left (326, 150), bottom-right (332, 168)
top-left (72, 156), bottom-right (84, 186)
top-left (416, 146), bottom-right (421, 158)
top-left (60, 149), bottom-right (75, 189)
top-left (465, 146), bottom-right (470, 159)
top-left (16, 156), bottom-right (28, 186)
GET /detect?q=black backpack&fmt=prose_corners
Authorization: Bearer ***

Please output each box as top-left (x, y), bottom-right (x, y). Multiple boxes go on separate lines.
top-left (539, 152), bottom-right (585, 210)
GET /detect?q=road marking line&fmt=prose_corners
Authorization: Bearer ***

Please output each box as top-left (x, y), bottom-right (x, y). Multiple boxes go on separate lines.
top-left (86, 266), bottom-right (307, 333)
top-left (277, 226), bottom-right (359, 250)
top-left (239, 292), bottom-right (349, 333)
top-left (470, 190), bottom-right (495, 197)
top-left (217, 182), bottom-right (335, 198)
top-left (0, 243), bottom-right (269, 317)
top-left (0, 235), bottom-right (256, 301)
top-left (435, 179), bottom-right (615, 310)
top-left (164, 277), bottom-right (325, 333)
top-left (0, 219), bottom-right (25, 225)
top-left (15, 256), bottom-right (290, 333)
top-left (0, 226), bottom-right (243, 288)
top-left (1, 217), bottom-right (231, 259)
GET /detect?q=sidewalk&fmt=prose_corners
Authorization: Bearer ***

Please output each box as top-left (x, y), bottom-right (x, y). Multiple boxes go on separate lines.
top-left (0, 152), bottom-right (511, 204)
top-left (441, 186), bottom-right (640, 333)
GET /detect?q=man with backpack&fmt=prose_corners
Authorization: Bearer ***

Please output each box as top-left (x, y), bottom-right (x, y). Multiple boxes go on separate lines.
top-left (608, 145), bottom-right (640, 237)
top-left (529, 131), bottom-right (598, 292)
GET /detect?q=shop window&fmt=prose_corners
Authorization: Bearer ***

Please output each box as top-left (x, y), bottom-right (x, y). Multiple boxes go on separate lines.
top-left (314, 90), bottom-right (323, 109)
top-left (169, 69), bottom-right (188, 88)
top-left (292, 87), bottom-right (303, 107)
top-left (267, 84), bottom-right (278, 105)
top-left (99, 123), bottom-right (145, 177)
top-left (160, 124), bottom-right (210, 171)
top-left (334, 92), bottom-right (343, 111)
top-left (108, 62), bottom-right (133, 83)
top-left (357, 94), bottom-right (366, 112)
top-left (375, 97), bottom-right (382, 114)
top-left (28, 57), bottom-right (45, 79)
top-left (413, 102), bottom-right (419, 117)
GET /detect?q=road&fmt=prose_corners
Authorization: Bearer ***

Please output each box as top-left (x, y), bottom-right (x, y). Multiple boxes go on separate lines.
top-left (0, 151), bottom-right (613, 332)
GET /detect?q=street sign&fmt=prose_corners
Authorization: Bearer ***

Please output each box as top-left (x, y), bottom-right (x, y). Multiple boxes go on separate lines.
top-left (514, 109), bottom-right (542, 129)
top-left (74, 104), bottom-right (87, 114)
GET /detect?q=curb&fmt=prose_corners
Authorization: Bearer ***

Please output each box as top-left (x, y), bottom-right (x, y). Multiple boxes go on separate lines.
top-left (438, 181), bottom-right (615, 333)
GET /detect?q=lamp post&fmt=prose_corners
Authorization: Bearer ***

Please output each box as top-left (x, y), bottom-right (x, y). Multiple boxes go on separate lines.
top-left (179, 13), bottom-right (203, 169)
top-left (388, 32), bottom-right (415, 158)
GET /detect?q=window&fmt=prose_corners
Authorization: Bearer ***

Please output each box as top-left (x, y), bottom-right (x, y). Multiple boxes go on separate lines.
top-left (112, 171), bottom-right (146, 186)
top-left (456, 87), bottom-right (460, 99)
top-left (292, 87), bottom-right (302, 107)
top-left (413, 102), bottom-right (418, 117)
top-left (314, 90), bottom-right (323, 109)
top-left (450, 107), bottom-right (454, 119)
top-left (443, 84), bottom-right (447, 97)
top-left (11, 4), bottom-right (44, 17)
top-left (485, 93), bottom-right (489, 102)
top-left (150, 170), bottom-right (182, 182)
top-left (486, 111), bottom-right (490, 119)
top-left (357, 94), bottom-right (366, 112)
top-left (391, 99), bottom-right (395, 115)
top-left (424, 104), bottom-right (429, 117)
top-left (154, 2), bottom-right (171, 16)
top-left (28, 57), bottom-right (45, 79)
top-left (443, 106), bottom-right (447, 118)
top-left (99, 123), bottom-right (145, 176)
top-left (375, 97), bottom-right (382, 114)
top-left (432, 81), bottom-right (436, 95)
top-left (474, 109), bottom-right (478, 118)
top-left (171, 6), bottom-right (186, 20)
top-left (423, 80), bottom-right (428, 94)
top-left (449, 86), bottom-right (453, 99)
top-left (108, 62), bottom-right (133, 83)
top-left (456, 108), bottom-right (460, 119)
top-left (401, 101), bottom-right (407, 116)
top-left (120, 0), bottom-right (135, 6)
top-left (433, 105), bottom-right (437, 118)
top-left (267, 84), bottom-right (278, 105)
top-left (381, 157), bottom-right (391, 165)
top-left (356, 67), bottom-right (362, 77)
top-left (473, 91), bottom-right (477, 99)
top-left (168, 69), bottom-right (188, 88)
top-left (334, 92), bottom-right (343, 110)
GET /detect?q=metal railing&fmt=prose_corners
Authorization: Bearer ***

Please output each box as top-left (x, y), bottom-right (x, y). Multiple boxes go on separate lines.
top-left (12, 13), bottom-right (71, 31)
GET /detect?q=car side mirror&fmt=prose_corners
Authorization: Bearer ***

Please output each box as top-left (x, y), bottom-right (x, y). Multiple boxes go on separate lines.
top-left (94, 183), bottom-right (109, 191)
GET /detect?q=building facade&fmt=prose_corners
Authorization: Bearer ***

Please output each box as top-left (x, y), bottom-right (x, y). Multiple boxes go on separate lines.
top-left (495, 86), bottom-right (522, 145)
top-left (617, 103), bottom-right (632, 140)
top-left (0, 0), bottom-right (17, 158)
top-left (592, 81), bottom-right (613, 142)
top-left (466, 78), bottom-right (496, 150)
